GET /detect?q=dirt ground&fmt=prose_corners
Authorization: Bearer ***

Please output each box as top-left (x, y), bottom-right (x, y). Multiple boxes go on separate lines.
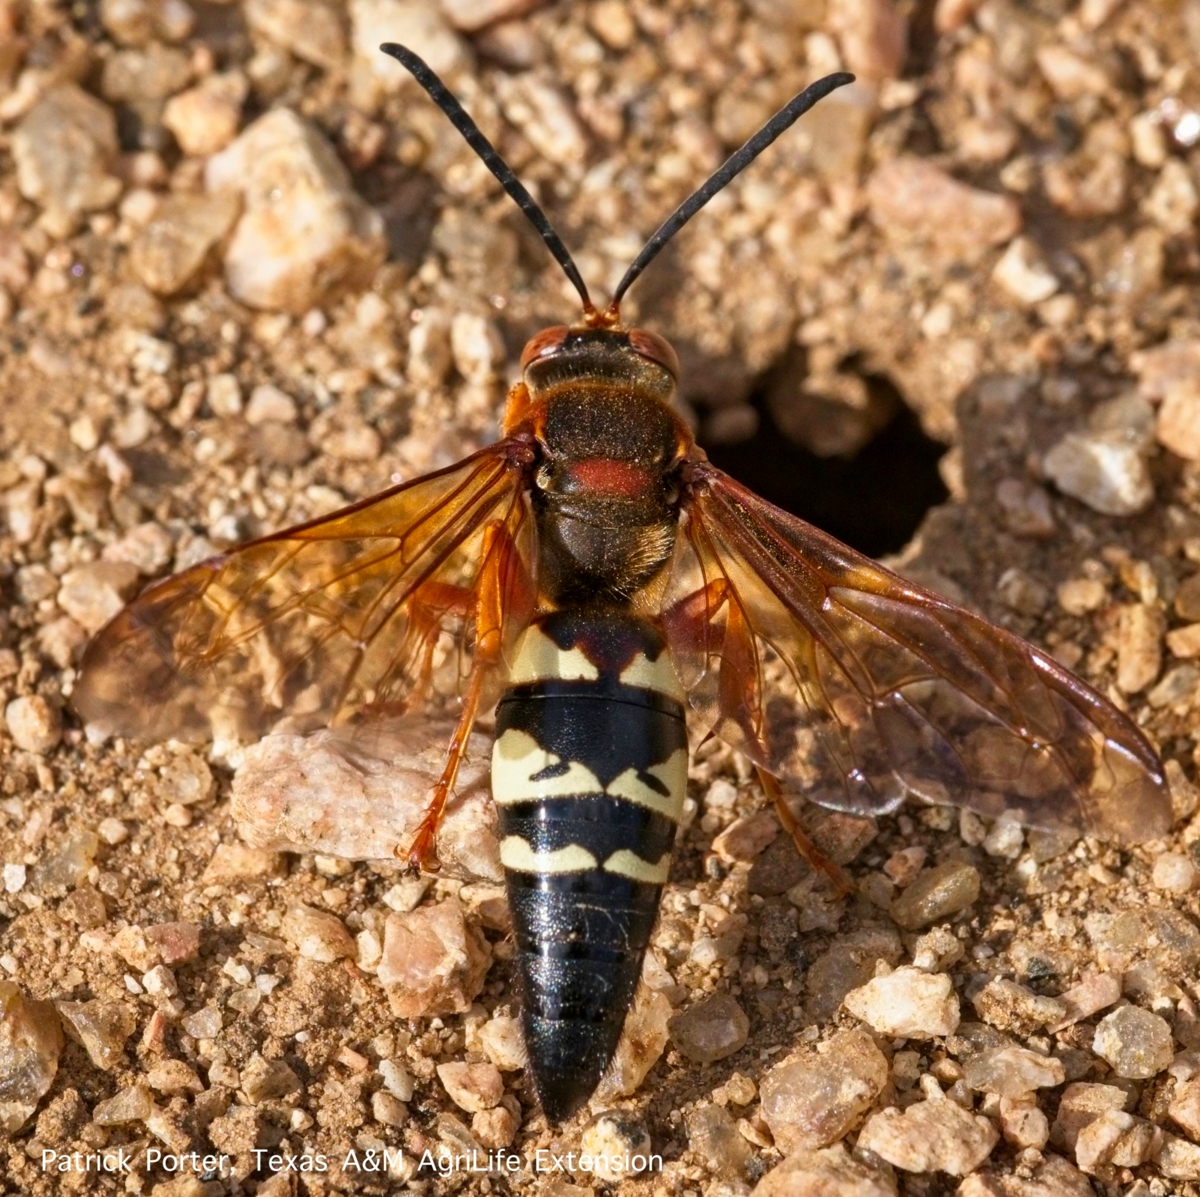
top-left (4, 0), bottom-right (1200, 1194)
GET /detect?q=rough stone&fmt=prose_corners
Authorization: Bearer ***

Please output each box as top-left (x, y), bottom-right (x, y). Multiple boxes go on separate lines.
top-left (131, 191), bottom-right (241, 296)
top-left (205, 108), bottom-right (386, 312)
top-left (436, 1061), bottom-right (503, 1113)
top-left (970, 979), bottom-right (1066, 1036)
top-left (1075, 1110), bottom-right (1161, 1174)
top-left (867, 158), bottom-right (1020, 263)
top-left (231, 724), bottom-right (499, 881)
top-left (54, 999), bottom-right (136, 1070)
top-left (1043, 430), bottom-right (1155, 517)
top-left (579, 1112), bottom-right (651, 1181)
top-left (889, 861), bottom-right (981, 930)
top-left (1092, 1005), bottom-right (1174, 1078)
top-left (5, 696), bottom-right (62, 755)
top-left (591, 986), bottom-right (671, 1104)
top-left (711, 812), bottom-right (779, 863)
top-left (0, 982), bottom-right (64, 1133)
top-left (281, 903), bottom-right (355, 963)
top-left (377, 899), bottom-right (490, 1018)
top-left (241, 1054), bottom-right (301, 1102)
top-left (57, 561), bottom-right (141, 633)
top-left (684, 1103), bottom-right (752, 1179)
top-left (1114, 603), bottom-right (1166, 693)
top-left (668, 992), bottom-right (750, 1064)
top-left (350, 0), bottom-right (465, 84)
top-left (961, 1046), bottom-right (1066, 1097)
top-left (751, 1144), bottom-right (896, 1197)
top-left (245, 0), bottom-right (347, 70)
top-left (759, 1028), bottom-right (889, 1153)
top-left (163, 71), bottom-right (248, 156)
top-left (843, 966), bottom-right (960, 1038)
top-left (856, 1091), bottom-right (999, 1175)
top-left (13, 85), bottom-right (121, 221)
top-left (1051, 1082), bottom-right (1134, 1152)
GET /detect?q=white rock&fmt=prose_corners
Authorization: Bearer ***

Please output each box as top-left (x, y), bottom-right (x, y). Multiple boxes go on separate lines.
top-left (205, 108), bottom-right (386, 313)
top-left (13, 85), bottom-right (121, 221)
top-left (350, 0), bottom-right (466, 84)
top-left (992, 236), bottom-right (1059, 305)
top-left (856, 1091), bottom-right (998, 1175)
top-left (843, 966), bottom-right (960, 1038)
top-left (231, 723), bottom-right (500, 882)
top-left (1043, 430), bottom-right (1154, 516)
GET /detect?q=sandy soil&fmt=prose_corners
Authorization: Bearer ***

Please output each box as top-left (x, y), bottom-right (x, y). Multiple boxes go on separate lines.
top-left (3, 1), bottom-right (1200, 1195)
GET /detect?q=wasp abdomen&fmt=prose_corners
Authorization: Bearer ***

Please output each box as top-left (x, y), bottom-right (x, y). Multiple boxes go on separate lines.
top-left (493, 610), bottom-right (686, 1121)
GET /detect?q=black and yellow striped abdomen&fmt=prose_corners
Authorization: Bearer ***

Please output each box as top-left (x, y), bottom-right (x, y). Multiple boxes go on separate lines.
top-left (492, 608), bottom-right (686, 1121)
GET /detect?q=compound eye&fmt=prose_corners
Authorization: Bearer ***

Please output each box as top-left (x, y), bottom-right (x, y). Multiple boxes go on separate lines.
top-left (628, 328), bottom-right (680, 378)
top-left (521, 325), bottom-right (570, 371)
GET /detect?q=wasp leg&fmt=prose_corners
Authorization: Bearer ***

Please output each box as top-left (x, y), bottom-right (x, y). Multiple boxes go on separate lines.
top-left (666, 578), bottom-right (853, 894)
top-left (401, 521), bottom-right (532, 872)
top-left (757, 767), bottom-right (853, 895)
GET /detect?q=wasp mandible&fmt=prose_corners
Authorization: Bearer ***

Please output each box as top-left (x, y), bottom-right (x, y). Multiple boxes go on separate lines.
top-left (75, 45), bottom-right (1171, 1122)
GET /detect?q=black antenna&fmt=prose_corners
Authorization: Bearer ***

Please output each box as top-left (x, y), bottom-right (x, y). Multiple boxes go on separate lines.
top-left (610, 72), bottom-right (855, 309)
top-left (380, 43), bottom-right (595, 316)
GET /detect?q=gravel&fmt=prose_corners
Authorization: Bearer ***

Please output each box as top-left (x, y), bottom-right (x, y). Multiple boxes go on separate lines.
top-left (5, 1), bottom-right (1200, 1193)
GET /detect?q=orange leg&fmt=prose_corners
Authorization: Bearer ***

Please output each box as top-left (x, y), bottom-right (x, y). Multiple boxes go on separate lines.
top-left (667, 578), bottom-right (853, 895)
top-left (400, 520), bottom-right (531, 872)
top-left (757, 767), bottom-right (853, 896)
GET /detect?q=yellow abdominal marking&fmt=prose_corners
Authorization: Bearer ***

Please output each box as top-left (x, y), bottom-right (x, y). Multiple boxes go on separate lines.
top-left (605, 748), bottom-right (687, 818)
top-left (508, 625), bottom-right (599, 684)
top-left (492, 731), bottom-right (686, 820)
top-left (499, 837), bottom-right (598, 873)
top-left (602, 848), bottom-right (672, 884)
top-left (618, 652), bottom-right (685, 700)
top-left (491, 730), bottom-right (604, 800)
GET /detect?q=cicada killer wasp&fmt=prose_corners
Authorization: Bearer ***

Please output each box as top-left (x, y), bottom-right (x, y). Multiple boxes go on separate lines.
top-left (75, 45), bottom-right (1171, 1122)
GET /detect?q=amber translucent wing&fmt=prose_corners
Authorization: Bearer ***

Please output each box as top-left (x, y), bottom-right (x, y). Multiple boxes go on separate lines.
top-left (75, 442), bottom-right (535, 744)
top-left (665, 462), bottom-right (1170, 844)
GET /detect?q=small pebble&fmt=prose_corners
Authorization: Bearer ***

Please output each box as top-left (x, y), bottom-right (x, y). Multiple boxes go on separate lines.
top-left (280, 903), bottom-right (355, 963)
top-left (5, 696), bottom-right (62, 755)
top-left (1043, 430), bottom-right (1155, 517)
top-left (55, 998), bottom-right (136, 1070)
top-left (130, 191), bottom-right (241, 296)
top-left (436, 1061), bottom-right (503, 1113)
top-left (57, 561), bottom-right (141, 633)
top-left (711, 811), bottom-right (779, 863)
top-left (472, 1103), bottom-right (518, 1149)
top-left (579, 1112), bottom-right (651, 1181)
top-left (843, 966), bottom-right (960, 1038)
top-left (856, 1089), bottom-right (999, 1176)
top-left (13, 86), bottom-right (122, 225)
top-left (752, 1144), bottom-right (895, 1197)
top-left (992, 235), bottom-right (1059, 305)
top-left (867, 157), bottom-right (1020, 263)
top-left (163, 71), bottom-right (248, 156)
top-left (205, 109), bottom-right (386, 313)
top-left (961, 1045), bottom-right (1065, 1097)
top-left (759, 1028), bottom-right (888, 1153)
top-left (1075, 1110), bottom-right (1161, 1174)
top-left (668, 992), bottom-right (750, 1064)
top-left (970, 978), bottom-right (1066, 1035)
top-left (1092, 1006), bottom-right (1174, 1078)
top-left (889, 861), bottom-right (981, 930)
top-left (1152, 852), bottom-right (1198, 893)
top-left (0, 982), bottom-right (64, 1133)
top-left (477, 1014), bottom-right (526, 1072)
top-left (239, 1054), bottom-right (301, 1103)
top-left (377, 900), bottom-right (491, 1018)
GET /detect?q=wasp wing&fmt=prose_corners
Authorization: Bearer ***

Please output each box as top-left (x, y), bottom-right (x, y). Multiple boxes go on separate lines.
top-left (665, 463), bottom-right (1170, 844)
top-left (74, 442), bottom-right (535, 743)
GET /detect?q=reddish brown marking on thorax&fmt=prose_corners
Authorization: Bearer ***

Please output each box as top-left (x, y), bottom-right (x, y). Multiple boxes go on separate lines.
top-left (569, 458), bottom-right (655, 498)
